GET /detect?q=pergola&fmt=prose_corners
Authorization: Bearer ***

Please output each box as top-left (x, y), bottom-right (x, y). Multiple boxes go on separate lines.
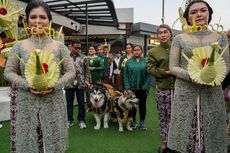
top-left (19, 0), bottom-right (119, 51)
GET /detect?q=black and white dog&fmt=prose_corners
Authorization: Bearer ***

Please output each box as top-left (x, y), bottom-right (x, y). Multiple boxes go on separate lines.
top-left (89, 85), bottom-right (110, 130)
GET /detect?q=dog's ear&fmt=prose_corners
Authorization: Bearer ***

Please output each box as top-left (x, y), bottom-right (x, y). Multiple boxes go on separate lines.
top-left (89, 84), bottom-right (94, 90)
top-left (115, 90), bottom-right (122, 96)
top-left (127, 90), bottom-right (135, 95)
top-left (89, 85), bottom-right (97, 93)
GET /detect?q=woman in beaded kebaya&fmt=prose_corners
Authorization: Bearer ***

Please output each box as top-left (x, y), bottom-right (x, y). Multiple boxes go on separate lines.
top-left (4, 0), bottom-right (75, 152)
top-left (167, 1), bottom-right (229, 152)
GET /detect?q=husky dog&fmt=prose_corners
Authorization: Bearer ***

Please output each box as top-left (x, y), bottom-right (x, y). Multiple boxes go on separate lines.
top-left (89, 85), bottom-right (110, 130)
top-left (114, 90), bottom-right (139, 132)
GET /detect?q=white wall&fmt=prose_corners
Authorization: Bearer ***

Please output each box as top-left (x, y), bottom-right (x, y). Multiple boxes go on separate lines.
top-left (127, 35), bottom-right (145, 46)
top-left (116, 8), bottom-right (134, 23)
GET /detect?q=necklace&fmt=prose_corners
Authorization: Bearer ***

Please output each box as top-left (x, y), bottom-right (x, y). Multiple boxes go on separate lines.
top-left (29, 35), bottom-right (52, 49)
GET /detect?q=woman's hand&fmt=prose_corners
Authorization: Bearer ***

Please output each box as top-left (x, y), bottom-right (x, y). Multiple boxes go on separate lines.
top-left (190, 79), bottom-right (200, 85)
top-left (28, 86), bottom-right (54, 96)
top-left (227, 90), bottom-right (230, 100)
top-left (165, 70), bottom-right (171, 75)
top-left (89, 67), bottom-right (95, 70)
top-left (84, 80), bottom-right (92, 89)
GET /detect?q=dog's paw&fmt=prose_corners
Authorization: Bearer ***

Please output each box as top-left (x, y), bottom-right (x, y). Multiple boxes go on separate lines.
top-left (103, 123), bottom-right (109, 129)
top-left (119, 127), bottom-right (124, 132)
top-left (127, 127), bottom-right (133, 131)
top-left (94, 125), bottom-right (100, 130)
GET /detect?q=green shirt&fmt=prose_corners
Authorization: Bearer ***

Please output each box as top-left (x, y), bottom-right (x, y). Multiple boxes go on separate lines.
top-left (124, 57), bottom-right (151, 90)
top-left (98, 54), bottom-right (109, 80)
top-left (87, 56), bottom-right (104, 84)
top-left (147, 43), bottom-right (175, 89)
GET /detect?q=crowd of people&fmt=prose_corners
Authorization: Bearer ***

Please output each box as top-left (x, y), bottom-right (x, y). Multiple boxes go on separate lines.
top-left (1, 0), bottom-right (230, 153)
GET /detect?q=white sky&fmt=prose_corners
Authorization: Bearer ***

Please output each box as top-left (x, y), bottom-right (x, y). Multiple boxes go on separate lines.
top-left (113, 0), bottom-right (230, 31)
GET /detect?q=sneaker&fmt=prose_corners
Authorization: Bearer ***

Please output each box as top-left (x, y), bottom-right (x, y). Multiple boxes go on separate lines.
top-left (139, 121), bottom-right (147, 130)
top-left (158, 147), bottom-right (169, 153)
top-left (79, 121), bottom-right (86, 129)
top-left (131, 121), bottom-right (137, 129)
top-left (68, 122), bottom-right (74, 128)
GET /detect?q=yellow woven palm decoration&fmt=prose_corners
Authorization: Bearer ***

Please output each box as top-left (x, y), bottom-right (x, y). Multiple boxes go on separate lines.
top-left (24, 49), bottom-right (62, 91)
top-left (0, 0), bottom-right (22, 40)
top-left (183, 43), bottom-right (228, 86)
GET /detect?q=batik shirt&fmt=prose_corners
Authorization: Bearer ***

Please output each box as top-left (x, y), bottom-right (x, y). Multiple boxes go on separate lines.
top-left (65, 53), bottom-right (90, 89)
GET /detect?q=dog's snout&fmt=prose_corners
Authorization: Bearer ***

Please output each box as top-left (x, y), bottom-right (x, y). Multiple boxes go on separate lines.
top-left (94, 98), bottom-right (98, 102)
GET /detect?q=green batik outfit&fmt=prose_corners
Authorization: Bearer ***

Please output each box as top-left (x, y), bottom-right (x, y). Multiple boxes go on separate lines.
top-left (98, 54), bottom-right (108, 81)
top-left (87, 55), bottom-right (104, 84)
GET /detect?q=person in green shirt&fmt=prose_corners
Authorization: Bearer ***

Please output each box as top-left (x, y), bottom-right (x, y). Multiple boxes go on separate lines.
top-left (124, 44), bottom-right (151, 130)
top-left (87, 46), bottom-right (104, 84)
top-left (147, 24), bottom-right (175, 153)
top-left (97, 45), bottom-right (109, 82)
top-left (118, 43), bottom-right (133, 90)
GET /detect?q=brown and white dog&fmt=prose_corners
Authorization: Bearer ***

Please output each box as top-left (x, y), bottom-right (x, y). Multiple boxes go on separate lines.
top-left (103, 84), bottom-right (139, 132)
top-left (115, 90), bottom-right (139, 132)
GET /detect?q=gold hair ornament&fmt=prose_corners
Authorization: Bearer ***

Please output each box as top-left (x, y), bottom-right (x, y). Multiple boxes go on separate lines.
top-left (21, 19), bottom-right (64, 41)
top-left (178, 7), bottom-right (224, 33)
top-left (173, 0), bottom-right (224, 33)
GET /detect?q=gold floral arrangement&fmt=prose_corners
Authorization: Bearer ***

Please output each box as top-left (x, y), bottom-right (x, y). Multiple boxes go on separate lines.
top-left (0, 0), bottom-right (22, 67)
top-left (183, 43), bottom-right (228, 86)
top-left (0, 0), bottom-right (22, 86)
top-left (0, 0), bottom-right (22, 40)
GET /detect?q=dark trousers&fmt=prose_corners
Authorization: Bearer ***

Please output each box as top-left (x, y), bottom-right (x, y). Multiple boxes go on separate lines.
top-left (131, 89), bottom-right (147, 122)
top-left (65, 88), bottom-right (85, 122)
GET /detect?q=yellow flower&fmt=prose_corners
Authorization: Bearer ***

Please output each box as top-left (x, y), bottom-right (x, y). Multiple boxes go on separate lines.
top-left (121, 58), bottom-right (127, 67)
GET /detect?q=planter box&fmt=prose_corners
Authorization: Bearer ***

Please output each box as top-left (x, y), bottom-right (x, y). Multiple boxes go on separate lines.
top-left (0, 87), bottom-right (10, 121)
